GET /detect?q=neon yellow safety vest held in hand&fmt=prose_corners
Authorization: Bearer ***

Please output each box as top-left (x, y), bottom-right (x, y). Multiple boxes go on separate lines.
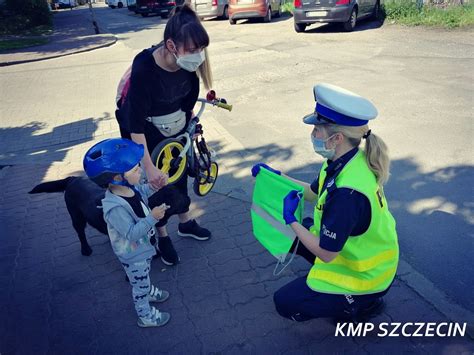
top-left (251, 168), bottom-right (304, 261)
top-left (307, 150), bottom-right (399, 295)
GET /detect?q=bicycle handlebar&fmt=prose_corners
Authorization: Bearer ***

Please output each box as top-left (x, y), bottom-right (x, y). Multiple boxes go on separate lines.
top-left (196, 97), bottom-right (232, 118)
top-left (216, 101), bottom-right (233, 112)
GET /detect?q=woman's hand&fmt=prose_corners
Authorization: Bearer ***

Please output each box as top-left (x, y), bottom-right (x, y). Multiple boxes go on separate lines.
top-left (145, 165), bottom-right (168, 190)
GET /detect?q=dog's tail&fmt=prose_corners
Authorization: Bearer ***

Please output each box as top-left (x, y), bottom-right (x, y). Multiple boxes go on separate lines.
top-left (29, 177), bottom-right (77, 194)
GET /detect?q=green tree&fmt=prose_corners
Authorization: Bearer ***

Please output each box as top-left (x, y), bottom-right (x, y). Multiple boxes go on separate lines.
top-left (5, 0), bottom-right (51, 27)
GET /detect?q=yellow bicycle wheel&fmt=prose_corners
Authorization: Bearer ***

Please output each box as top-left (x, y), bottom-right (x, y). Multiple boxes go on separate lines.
top-left (150, 138), bottom-right (187, 184)
top-left (193, 162), bottom-right (218, 197)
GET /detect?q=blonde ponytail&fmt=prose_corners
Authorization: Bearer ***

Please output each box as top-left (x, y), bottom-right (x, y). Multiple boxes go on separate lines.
top-left (364, 132), bottom-right (390, 186)
top-left (198, 47), bottom-right (213, 90)
top-left (325, 124), bottom-right (391, 186)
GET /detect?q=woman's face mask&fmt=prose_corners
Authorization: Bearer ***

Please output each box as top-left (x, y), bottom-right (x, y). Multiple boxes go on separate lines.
top-left (173, 50), bottom-right (205, 72)
top-left (311, 133), bottom-right (336, 160)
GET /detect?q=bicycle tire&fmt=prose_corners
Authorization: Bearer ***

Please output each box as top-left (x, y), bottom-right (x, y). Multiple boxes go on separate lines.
top-left (193, 162), bottom-right (218, 197)
top-left (150, 138), bottom-right (187, 184)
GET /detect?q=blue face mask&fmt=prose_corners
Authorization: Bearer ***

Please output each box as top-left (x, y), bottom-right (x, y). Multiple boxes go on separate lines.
top-left (311, 134), bottom-right (336, 160)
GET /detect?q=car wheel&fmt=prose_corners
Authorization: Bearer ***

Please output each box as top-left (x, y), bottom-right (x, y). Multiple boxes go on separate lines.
top-left (263, 7), bottom-right (271, 22)
top-left (294, 22), bottom-right (306, 32)
top-left (222, 5), bottom-right (229, 20)
top-left (229, 17), bottom-right (236, 25)
top-left (161, 12), bottom-right (171, 19)
top-left (372, 0), bottom-right (381, 20)
top-left (343, 7), bottom-right (357, 31)
top-left (118, 2), bottom-right (123, 8)
top-left (110, 5), bottom-right (116, 8)
top-left (275, 1), bottom-right (282, 18)
top-left (141, 12), bottom-right (148, 17)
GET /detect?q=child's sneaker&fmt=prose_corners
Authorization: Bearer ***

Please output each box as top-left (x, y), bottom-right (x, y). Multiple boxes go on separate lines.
top-left (149, 285), bottom-right (169, 303)
top-left (156, 237), bottom-right (180, 265)
top-left (178, 219), bottom-right (211, 241)
top-left (137, 307), bottom-right (170, 328)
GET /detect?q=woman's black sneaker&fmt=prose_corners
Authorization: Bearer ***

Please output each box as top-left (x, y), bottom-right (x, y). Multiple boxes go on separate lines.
top-left (156, 237), bottom-right (179, 265)
top-left (178, 219), bottom-right (211, 241)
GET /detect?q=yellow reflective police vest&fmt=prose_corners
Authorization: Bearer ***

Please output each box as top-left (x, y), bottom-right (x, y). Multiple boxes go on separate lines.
top-left (307, 150), bottom-right (399, 295)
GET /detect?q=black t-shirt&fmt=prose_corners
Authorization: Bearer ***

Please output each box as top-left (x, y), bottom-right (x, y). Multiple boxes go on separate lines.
top-left (121, 190), bottom-right (147, 219)
top-left (309, 148), bottom-right (372, 253)
top-left (118, 44), bottom-right (200, 150)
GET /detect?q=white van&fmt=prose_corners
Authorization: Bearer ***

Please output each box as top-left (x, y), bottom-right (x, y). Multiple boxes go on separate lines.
top-left (108, 0), bottom-right (125, 8)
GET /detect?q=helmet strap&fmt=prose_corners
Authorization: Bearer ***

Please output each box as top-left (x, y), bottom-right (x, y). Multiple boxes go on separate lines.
top-left (110, 174), bottom-right (133, 188)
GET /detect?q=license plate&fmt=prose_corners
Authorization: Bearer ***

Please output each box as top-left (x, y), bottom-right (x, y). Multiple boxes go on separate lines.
top-left (306, 10), bottom-right (328, 17)
top-left (140, 6), bottom-right (147, 8)
top-left (238, 0), bottom-right (253, 4)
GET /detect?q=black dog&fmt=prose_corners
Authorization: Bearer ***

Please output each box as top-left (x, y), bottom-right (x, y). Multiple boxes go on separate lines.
top-left (29, 176), bottom-right (190, 256)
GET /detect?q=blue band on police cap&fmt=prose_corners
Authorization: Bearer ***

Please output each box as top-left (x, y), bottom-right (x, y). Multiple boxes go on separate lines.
top-left (316, 103), bottom-right (368, 127)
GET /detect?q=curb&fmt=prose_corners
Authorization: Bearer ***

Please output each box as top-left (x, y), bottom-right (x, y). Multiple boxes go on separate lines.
top-left (0, 35), bottom-right (117, 67)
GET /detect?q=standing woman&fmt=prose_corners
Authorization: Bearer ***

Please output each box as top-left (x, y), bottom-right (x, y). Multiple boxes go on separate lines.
top-left (116, 5), bottom-right (213, 266)
top-left (252, 83), bottom-right (399, 321)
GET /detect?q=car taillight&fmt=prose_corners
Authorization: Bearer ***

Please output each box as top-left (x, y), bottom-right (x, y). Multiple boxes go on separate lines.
top-left (335, 0), bottom-right (350, 5)
top-left (294, 0), bottom-right (302, 8)
top-left (212, 0), bottom-right (217, 5)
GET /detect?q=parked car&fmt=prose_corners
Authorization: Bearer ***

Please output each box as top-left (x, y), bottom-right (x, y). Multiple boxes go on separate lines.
top-left (293, 0), bottom-right (380, 32)
top-left (108, 0), bottom-right (125, 8)
top-left (52, 0), bottom-right (77, 8)
top-left (228, 0), bottom-right (282, 24)
top-left (127, 0), bottom-right (138, 11)
top-left (190, 0), bottom-right (229, 20)
top-left (136, 0), bottom-right (177, 17)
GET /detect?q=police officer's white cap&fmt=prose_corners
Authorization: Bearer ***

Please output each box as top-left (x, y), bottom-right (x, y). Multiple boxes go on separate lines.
top-left (303, 83), bottom-right (378, 127)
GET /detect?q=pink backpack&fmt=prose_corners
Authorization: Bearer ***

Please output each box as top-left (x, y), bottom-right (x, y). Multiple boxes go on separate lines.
top-left (116, 65), bottom-right (132, 106)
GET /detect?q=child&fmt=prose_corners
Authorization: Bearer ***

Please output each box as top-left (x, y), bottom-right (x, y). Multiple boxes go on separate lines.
top-left (83, 138), bottom-right (171, 328)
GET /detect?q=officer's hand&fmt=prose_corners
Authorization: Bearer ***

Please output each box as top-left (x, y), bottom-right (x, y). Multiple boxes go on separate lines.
top-left (283, 190), bottom-right (301, 225)
top-left (251, 163), bottom-right (281, 178)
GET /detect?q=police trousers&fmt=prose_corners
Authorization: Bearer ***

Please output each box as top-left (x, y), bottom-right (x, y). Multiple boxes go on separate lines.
top-left (273, 219), bottom-right (389, 322)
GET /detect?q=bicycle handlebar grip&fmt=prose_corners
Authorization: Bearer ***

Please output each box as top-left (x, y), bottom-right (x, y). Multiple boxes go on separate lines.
top-left (216, 102), bottom-right (233, 112)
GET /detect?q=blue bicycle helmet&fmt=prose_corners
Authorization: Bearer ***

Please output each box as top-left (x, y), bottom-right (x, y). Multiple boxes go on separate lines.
top-left (83, 138), bottom-right (144, 187)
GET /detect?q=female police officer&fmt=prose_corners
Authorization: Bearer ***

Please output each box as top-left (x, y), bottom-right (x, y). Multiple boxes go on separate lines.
top-left (252, 83), bottom-right (399, 321)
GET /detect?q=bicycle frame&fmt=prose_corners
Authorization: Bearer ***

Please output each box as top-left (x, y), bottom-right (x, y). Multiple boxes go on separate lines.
top-left (174, 98), bottom-right (227, 164)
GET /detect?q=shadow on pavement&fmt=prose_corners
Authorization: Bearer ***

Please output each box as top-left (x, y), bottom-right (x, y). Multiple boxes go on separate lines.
top-left (0, 120), bottom-right (473, 352)
top-left (303, 17), bottom-right (384, 34)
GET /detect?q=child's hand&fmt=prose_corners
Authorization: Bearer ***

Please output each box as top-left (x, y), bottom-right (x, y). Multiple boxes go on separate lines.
top-left (151, 203), bottom-right (170, 220)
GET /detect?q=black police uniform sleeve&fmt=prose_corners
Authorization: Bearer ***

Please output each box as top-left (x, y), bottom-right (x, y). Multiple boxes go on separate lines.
top-left (310, 177), bottom-right (319, 195)
top-left (124, 53), bottom-right (152, 135)
top-left (181, 74), bottom-right (199, 114)
top-left (319, 188), bottom-right (371, 253)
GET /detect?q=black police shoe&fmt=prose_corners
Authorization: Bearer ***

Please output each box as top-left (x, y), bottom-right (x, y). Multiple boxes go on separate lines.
top-left (357, 297), bottom-right (385, 320)
top-left (156, 237), bottom-right (180, 266)
top-left (178, 219), bottom-right (211, 241)
top-left (333, 297), bottom-right (385, 325)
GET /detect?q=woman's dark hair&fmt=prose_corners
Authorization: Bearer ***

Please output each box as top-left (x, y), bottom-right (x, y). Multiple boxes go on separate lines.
top-left (164, 4), bottom-right (209, 51)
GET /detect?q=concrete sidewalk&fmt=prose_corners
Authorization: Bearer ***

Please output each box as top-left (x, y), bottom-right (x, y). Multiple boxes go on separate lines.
top-left (0, 5), bottom-right (116, 66)
top-left (0, 161), bottom-right (473, 354)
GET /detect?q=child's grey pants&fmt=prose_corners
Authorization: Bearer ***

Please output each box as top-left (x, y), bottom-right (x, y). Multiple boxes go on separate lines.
top-left (122, 258), bottom-right (152, 319)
